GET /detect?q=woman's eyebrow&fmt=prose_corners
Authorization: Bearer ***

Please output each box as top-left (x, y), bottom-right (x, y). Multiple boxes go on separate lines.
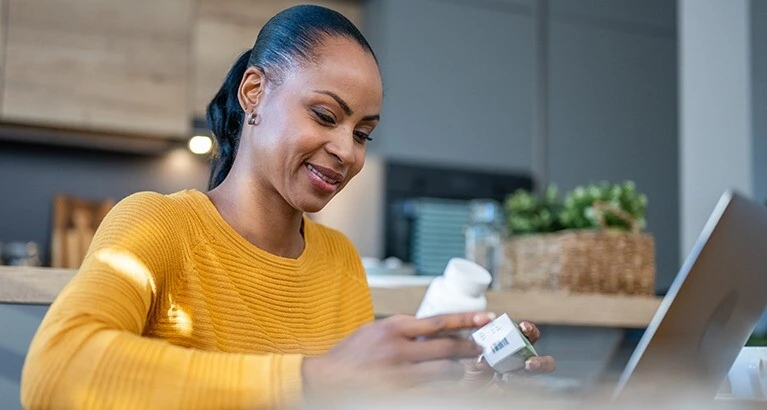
top-left (313, 89), bottom-right (380, 122)
top-left (313, 89), bottom-right (353, 116)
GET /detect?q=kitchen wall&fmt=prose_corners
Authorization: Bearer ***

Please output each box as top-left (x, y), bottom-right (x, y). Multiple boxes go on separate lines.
top-left (364, 0), bottom-right (535, 173)
top-left (0, 141), bottom-right (209, 266)
top-left (347, 0), bottom-right (679, 290)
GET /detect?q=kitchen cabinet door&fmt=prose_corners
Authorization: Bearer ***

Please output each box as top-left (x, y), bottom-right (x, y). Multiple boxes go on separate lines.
top-left (192, 0), bottom-right (362, 119)
top-left (2, 0), bottom-right (194, 138)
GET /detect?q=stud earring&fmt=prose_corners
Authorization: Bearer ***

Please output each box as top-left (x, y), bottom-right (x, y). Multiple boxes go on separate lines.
top-left (247, 111), bottom-right (258, 125)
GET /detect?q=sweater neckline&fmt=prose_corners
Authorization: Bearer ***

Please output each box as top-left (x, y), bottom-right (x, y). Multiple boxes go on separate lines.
top-left (185, 189), bottom-right (314, 269)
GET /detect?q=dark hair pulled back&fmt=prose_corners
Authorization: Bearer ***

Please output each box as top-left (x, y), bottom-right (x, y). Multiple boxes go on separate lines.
top-left (206, 5), bottom-right (377, 189)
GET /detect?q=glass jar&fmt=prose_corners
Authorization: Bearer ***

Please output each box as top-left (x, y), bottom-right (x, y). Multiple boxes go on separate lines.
top-left (1, 241), bottom-right (41, 267)
top-left (464, 199), bottom-right (505, 290)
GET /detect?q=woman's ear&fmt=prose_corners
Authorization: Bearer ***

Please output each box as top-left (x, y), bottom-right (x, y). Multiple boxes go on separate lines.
top-left (238, 66), bottom-right (266, 112)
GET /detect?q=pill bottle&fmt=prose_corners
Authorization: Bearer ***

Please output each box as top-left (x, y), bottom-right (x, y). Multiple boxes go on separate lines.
top-left (416, 258), bottom-right (492, 320)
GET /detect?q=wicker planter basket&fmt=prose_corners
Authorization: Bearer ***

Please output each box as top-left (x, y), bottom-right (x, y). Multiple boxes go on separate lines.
top-left (498, 202), bottom-right (656, 295)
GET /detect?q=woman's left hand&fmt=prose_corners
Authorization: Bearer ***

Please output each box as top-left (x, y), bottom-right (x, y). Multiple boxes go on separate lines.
top-left (460, 320), bottom-right (556, 389)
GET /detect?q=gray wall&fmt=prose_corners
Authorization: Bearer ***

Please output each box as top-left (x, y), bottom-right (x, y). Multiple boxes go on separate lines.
top-left (364, 0), bottom-right (535, 173)
top-left (365, 0), bottom-right (679, 290)
top-left (0, 142), bottom-right (209, 266)
top-left (546, 0), bottom-right (678, 289)
top-left (754, 0), bottom-right (767, 205)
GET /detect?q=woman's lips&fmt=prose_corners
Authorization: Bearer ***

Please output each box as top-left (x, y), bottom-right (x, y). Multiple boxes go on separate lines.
top-left (305, 163), bottom-right (342, 194)
top-left (306, 163), bottom-right (344, 184)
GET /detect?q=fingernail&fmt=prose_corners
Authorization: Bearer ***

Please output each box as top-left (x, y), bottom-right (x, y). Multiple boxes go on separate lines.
top-left (476, 354), bottom-right (484, 364)
top-left (474, 312), bottom-right (496, 325)
top-left (525, 359), bottom-right (540, 371)
top-left (520, 322), bottom-right (531, 333)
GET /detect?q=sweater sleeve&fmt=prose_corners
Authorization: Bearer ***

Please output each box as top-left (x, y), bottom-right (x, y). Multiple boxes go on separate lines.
top-left (20, 192), bottom-right (304, 410)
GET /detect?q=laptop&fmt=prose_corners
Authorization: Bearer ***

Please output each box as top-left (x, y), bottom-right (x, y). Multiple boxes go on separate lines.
top-left (613, 191), bottom-right (767, 404)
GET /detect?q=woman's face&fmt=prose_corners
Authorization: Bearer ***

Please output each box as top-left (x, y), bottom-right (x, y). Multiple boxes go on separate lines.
top-left (244, 37), bottom-right (383, 214)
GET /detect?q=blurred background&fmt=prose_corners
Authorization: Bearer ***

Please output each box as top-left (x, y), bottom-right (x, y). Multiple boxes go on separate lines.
top-left (0, 0), bottom-right (765, 406)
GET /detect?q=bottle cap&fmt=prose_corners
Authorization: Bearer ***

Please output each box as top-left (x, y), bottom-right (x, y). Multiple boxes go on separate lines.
top-left (444, 258), bottom-right (492, 297)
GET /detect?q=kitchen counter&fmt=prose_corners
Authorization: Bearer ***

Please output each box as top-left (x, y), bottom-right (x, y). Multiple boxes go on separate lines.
top-left (0, 266), bottom-right (662, 328)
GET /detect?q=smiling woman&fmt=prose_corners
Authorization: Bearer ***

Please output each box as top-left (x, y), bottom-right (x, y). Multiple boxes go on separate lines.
top-left (20, 5), bottom-right (553, 410)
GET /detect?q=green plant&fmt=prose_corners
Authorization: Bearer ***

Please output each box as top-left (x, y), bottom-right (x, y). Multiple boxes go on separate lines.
top-left (504, 185), bottom-right (562, 234)
top-left (503, 181), bottom-right (648, 234)
top-left (560, 181), bottom-right (648, 231)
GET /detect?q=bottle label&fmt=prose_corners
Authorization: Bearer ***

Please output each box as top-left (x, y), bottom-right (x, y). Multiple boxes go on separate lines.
top-left (472, 314), bottom-right (538, 372)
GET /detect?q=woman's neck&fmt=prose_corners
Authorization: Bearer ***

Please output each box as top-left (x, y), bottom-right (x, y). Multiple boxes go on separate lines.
top-left (206, 172), bottom-right (305, 259)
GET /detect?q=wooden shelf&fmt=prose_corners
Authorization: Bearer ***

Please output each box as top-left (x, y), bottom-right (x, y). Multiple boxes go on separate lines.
top-left (371, 287), bottom-right (661, 328)
top-left (0, 267), bottom-right (662, 328)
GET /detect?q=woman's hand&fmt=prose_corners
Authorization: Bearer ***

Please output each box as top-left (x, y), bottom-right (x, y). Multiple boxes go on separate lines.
top-left (460, 320), bottom-right (556, 390)
top-left (302, 312), bottom-right (494, 394)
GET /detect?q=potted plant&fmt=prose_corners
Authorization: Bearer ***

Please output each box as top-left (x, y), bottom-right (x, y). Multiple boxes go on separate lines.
top-left (499, 181), bottom-right (655, 295)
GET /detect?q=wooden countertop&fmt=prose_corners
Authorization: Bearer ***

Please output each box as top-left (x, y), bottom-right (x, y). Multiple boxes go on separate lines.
top-left (0, 266), bottom-right (662, 328)
top-left (0, 266), bottom-right (74, 305)
top-left (370, 287), bottom-right (661, 328)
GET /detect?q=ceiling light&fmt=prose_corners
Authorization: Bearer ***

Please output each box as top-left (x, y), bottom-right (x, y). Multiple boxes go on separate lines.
top-left (188, 135), bottom-right (212, 155)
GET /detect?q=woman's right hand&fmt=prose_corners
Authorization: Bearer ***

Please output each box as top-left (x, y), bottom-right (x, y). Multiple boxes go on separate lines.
top-left (302, 312), bottom-right (493, 393)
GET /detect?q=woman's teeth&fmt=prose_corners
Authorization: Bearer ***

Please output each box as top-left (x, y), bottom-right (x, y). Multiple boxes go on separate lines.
top-left (307, 164), bottom-right (338, 184)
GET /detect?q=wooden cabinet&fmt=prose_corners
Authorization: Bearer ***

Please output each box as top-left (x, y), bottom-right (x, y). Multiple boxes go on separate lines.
top-left (2, 0), bottom-right (194, 138)
top-left (0, 0), bottom-right (362, 140)
top-left (192, 0), bottom-right (362, 118)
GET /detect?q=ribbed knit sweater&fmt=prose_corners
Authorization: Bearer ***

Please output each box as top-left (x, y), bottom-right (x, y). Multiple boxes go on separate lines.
top-left (21, 190), bottom-right (374, 409)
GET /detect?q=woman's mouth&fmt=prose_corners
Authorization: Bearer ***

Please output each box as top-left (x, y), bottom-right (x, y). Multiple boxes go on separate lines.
top-left (305, 163), bottom-right (343, 194)
top-left (306, 163), bottom-right (341, 184)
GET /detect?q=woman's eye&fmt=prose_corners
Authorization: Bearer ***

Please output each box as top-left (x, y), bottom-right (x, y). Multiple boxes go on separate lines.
top-left (354, 131), bottom-right (373, 144)
top-left (313, 109), bottom-right (336, 125)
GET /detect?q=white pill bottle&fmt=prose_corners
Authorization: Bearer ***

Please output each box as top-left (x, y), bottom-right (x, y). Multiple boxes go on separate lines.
top-left (416, 258), bottom-right (492, 319)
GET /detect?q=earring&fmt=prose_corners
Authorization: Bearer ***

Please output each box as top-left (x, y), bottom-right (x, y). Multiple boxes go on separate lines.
top-left (247, 111), bottom-right (258, 125)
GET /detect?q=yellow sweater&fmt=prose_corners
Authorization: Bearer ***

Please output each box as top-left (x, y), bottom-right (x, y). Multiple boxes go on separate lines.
top-left (21, 190), bottom-right (374, 409)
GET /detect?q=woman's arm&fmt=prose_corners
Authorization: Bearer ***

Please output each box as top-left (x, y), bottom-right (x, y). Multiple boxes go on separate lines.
top-left (21, 193), bottom-right (303, 410)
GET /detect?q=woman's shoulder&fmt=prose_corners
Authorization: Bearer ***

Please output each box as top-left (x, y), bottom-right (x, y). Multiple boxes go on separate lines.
top-left (112, 190), bottom-right (194, 219)
top-left (102, 190), bottom-right (205, 237)
top-left (86, 191), bottom-right (201, 267)
top-left (118, 189), bottom-right (195, 205)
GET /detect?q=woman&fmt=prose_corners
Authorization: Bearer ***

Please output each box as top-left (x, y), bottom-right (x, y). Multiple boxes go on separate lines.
top-left (21, 5), bottom-right (554, 409)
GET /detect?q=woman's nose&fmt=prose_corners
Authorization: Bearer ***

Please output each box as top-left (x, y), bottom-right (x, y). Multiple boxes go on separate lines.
top-left (325, 130), bottom-right (356, 166)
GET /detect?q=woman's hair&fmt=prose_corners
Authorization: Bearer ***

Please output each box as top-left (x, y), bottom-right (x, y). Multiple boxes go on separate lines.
top-left (206, 5), bottom-right (377, 189)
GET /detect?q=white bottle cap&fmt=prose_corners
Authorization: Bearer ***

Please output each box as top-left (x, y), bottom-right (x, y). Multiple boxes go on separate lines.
top-left (443, 258), bottom-right (492, 297)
